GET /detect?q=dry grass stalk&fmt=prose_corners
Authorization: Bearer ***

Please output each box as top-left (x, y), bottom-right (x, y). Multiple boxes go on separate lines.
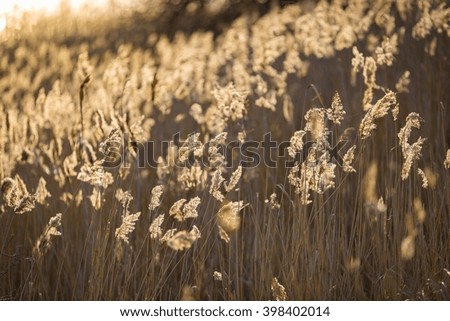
top-left (34, 213), bottom-right (62, 258)
top-left (398, 113), bottom-right (426, 180)
top-left (445, 149), bottom-right (450, 169)
top-left (160, 228), bottom-right (178, 244)
top-left (342, 145), bottom-right (357, 173)
top-left (177, 133), bottom-right (203, 164)
top-left (224, 165), bottom-right (242, 192)
top-left (417, 168), bottom-right (429, 188)
top-left (169, 199), bottom-right (187, 221)
top-left (265, 192), bottom-right (281, 210)
top-left (327, 91), bottom-right (345, 125)
top-left (213, 271), bottom-right (222, 281)
top-left (149, 214), bottom-right (165, 240)
top-left (1, 177), bottom-right (36, 214)
top-left (173, 196), bottom-right (202, 221)
top-left (115, 188), bottom-right (141, 243)
top-left (210, 170), bottom-right (225, 202)
top-left (216, 201), bottom-right (244, 235)
top-left (305, 108), bottom-right (326, 141)
top-left (288, 130), bottom-right (306, 158)
top-left (115, 212), bottom-right (141, 244)
top-left (149, 185), bottom-right (164, 211)
top-left (208, 132), bottom-right (227, 167)
top-left (79, 74), bottom-right (91, 142)
top-left (1, 177), bottom-right (21, 208)
top-left (271, 277), bottom-right (287, 301)
top-left (360, 91), bottom-right (397, 139)
top-left (166, 226), bottom-right (201, 251)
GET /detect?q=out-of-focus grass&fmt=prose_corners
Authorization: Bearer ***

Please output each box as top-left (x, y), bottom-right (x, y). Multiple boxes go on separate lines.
top-left (0, 0), bottom-right (449, 300)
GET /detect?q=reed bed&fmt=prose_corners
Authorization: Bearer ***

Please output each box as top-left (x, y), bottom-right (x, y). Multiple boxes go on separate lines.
top-left (0, 0), bottom-right (449, 300)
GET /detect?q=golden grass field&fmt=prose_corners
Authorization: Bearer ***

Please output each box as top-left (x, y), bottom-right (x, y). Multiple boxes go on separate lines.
top-left (0, 0), bottom-right (449, 300)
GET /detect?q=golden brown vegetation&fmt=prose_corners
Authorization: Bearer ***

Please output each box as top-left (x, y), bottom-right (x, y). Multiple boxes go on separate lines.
top-left (0, 0), bottom-right (449, 300)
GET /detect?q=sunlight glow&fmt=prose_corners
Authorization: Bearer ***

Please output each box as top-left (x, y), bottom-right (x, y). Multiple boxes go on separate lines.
top-left (0, 16), bottom-right (6, 32)
top-left (0, 0), bottom-right (108, 15)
